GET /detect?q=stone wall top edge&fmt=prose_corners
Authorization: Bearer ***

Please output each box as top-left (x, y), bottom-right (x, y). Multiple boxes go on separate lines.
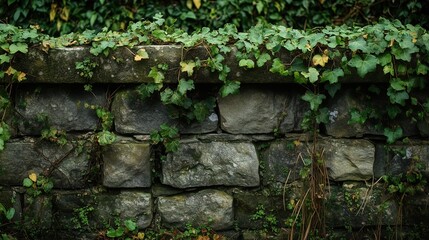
top-left (6, 45), bottom-right (389, 84)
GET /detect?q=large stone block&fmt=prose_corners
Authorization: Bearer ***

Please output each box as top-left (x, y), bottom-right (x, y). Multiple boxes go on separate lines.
top-left (218, 86), bottom-right (307, 134)
top-left (112, 90), bottom-right (218, 134)
top-left (324, 87), bottom-right (419, 138)
top-left (158, 189), bottom-right (233, 230)
top-left (0, 138), bottom-right (90, 189)
top-left (374, 141), bottom-right (429, 178)
top-left (102, 141), bottom-right (152, 188)
top-left (16, 85), bottom-right (106, 135)
top-left (95, 191), bottom-right (153, 228)
top-left (322, 138), bottom-right (375, 181)
top-left (162, 139), bottom-right (259, 188)
top-left (261, 137), bottom-right (310, 185)
top-left (326, 183), bottom-right (397, 228)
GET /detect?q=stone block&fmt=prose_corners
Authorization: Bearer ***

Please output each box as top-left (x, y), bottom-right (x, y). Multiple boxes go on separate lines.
top-left (261, 138), bottom-right (310, 185)
top-left (95, 191), bottom-right (153, 229)
top-left (157, 189), bottom-right (233, 230)
top-left (23, 195), bottom-right (53, 230)
top-left (324, 87), bottom-right (419, 138)
top-left (102, 141), bottom-right (151, 188)
top-left (322, 138), bottom-right (375, 181)
top-left (0, 138), bottom-right (90, 189)
top-left (325, 183), bottom-right (397, 228)
top-left (16, 85), bottom-right (106, 135)
top-left (112, 90), bottom-right (218, 134)
top-left (218, 86), bottom-right (306, 134)
top-left (374, 141), bottom-right (429, 178)
top-left (162, 139), bottom-right (259, 188)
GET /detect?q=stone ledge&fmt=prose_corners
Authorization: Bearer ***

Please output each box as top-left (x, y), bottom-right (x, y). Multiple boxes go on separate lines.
top-left (11, 45), bottom-right (388, 84)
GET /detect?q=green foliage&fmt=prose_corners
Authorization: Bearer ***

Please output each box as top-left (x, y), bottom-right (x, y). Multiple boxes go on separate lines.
top-left (150, 124), bottom-right (180, 153)
top-left (85, 104), bottom-right (116, 146)
top-left (0, 203), bottom-right (15, 222)
top-left (0, 122), bottom-right (11, 151)
top-left (75, 58), bottom-right (99, 79)
top-left (71, 206), bottom-right (94, 230)
top-left (22, 173), bottom-right (54, 200)
top-left (250, 204), bottom-right (279, 233)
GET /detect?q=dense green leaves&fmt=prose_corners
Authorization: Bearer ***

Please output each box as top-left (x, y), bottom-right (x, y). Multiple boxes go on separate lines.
top-left (347, 54), bottom-right (379, 78)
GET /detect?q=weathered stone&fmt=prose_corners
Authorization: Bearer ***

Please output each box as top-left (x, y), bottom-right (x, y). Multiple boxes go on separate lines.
top-left (326, 183), bottom-right (397, 228)
top-left (324, 87), bottom-right (419, 138)
top-left (102, 142), bottom-right (151, 188)
top-left (16, 85), bottom-right (106, 135)
top-left (403, 193), bottom-right (429, 226)
top-left (322, 138), bottom-right (375, 181)
top-left (218, 86), bottom-right (306, 134)
top-left (151, 183), bottom-right (183, 197)
top-left (233, 186), bottom-right (301, 230)
top-left (158, 189), bottom-right (233, 230)
top-left (53, 190), bottom-right (95, 230)
top-left (374, 142), bottom-right (429, 178)
top-left (23, 195), bottom-right (53, 230)
top-left (0, 189), bottom-right (22, 222)
top-left (112, 90), bottom-right (218, 134)
top-left (95, 191), bottom-right (153, 228)
top-left (261, 138), bottom-right (310, 185)
top-left (162, 139), bottom-right (259, 188)
top-left (0, 138), bottom-right (90, 189)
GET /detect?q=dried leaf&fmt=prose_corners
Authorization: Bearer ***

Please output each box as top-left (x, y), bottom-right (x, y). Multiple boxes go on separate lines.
top-left (29, 172), bottom-right (37, 182)
top-left (312, 54), bottom-right (329, 67)
top-left (193, 0), bottom-right (202, 9)
top-left (134, 49), bottom-right (149, 61)
top-left (50, 4), bottom-right (57, 22)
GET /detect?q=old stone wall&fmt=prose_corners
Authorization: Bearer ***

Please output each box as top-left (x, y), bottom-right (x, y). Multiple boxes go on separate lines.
top-left (1, 46), bottom-right (428, 239)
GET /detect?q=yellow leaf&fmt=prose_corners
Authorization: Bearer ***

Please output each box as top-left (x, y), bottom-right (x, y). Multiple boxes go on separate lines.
top-left (17, 71), bottom-right (26, 82)
top-left (293, 140), bottom-right (302, 147)
top-left (180, 61), bottom-right (196, 76)
top-left (186, 0), bottom-right (193, 9)
top-left (134, 49), bottom-right (149, 61)
top-left (5, 66), bottom-right (16, 76)
top-left (312, 54), bottom-right (329, 67)
top-left (193, 0), bottom-right (202, 9)
top-left (389, 39), bottom-right (395, 47)
top-left (29, 172), bottom-right (37, 182)
top-left (60, 6), bottom-right (70, 21)
top-left (50, 4), bottom-right (57, 22)
top-left (137, 232), bottom-right (145, 239)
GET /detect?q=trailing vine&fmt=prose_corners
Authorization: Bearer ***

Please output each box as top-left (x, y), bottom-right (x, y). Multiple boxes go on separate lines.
top-left (1, 14), bottom-right (429, 239)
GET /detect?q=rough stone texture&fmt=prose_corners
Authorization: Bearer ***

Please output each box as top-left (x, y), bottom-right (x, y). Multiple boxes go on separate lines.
top-left (23, 195), bottom-right (53, 230)
top-left (233, 185), bottom-right (301, 230)
top-left (53, 190), bottom-right (95, 230)
top-left (218, 86), bottom-right (306, 134)
top-left (102, 141), bottom-right (151, 188)
top-left (0, 139), bottom-right (90, 189)
top-left (326, 183), bottom-right (397, 228)
top-left (374, 142), bottom-right (429, 178)
top-left (0, 189), bottom-right (22, 222)
top-left (322, 138), bottom-right (375, 181)
top-left (261, 138), bottom-right (310, 185)
top-left (95, 191), bottom-right (153, 228)
top-left (16, 85), bottom-right (106, 135)
top-left (157, 189), bottom-right (233, 230)
top-left (162, 139), bottom-right (259, 188)
top-left (324, 87), bottom-right (419, 138)
top-left (112, 90), bottom-right (218, 134)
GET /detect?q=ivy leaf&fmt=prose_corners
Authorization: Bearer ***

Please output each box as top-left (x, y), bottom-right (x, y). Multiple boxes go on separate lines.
top-left (347, 54), bottom-right (379, 78)
top-left (9, 42), bottom-right (28, 54)
top-left (124, 220), bottom-right (137, 231)
top-left (6, 208), bottom-right (15, 220)
top-left (391, 45), bottom-right (418, 62)
top-left (238, 59), bottom-right (255, 69)
top-left (136, 83), bottom-right (162, 100)
top-left (312, 54), bottom-right (329, 67)
top-left (97, 131), bottom-right (116, 146)
top-left (301, 91), bottom-right (326, 111)
top-left (134, 48), bottom-right (149, 61)
top-left (384, 127), bottom-right (403, 144)
top-left (193, 0), bottom-right (201, 9)
top-left (321, 68), bottom-right (344, 84)
top-left (387, 87), bottom-right (409, 106)
top-left (0, 54), bottom-right (10, 64)
top-left (220, 80), bottom-right (240, 97)
top-left (416, 62), bottom-right (429, 75)
top-left (23, 178), bottom-right (33, 187)
top-left (390, 78), bottom-right (406, 91)
top-left (270, 58), bottom-right (289, 76)
top-left (256, 53), bottom-right (271, 67)
top-left (177, 79), bottom-right (195, 95)
top-left (180, 61), bottom-right (196, 76)
top-left (324, 82), bottom-right (341, 98)
top-left (348, 37), bottom-right (368, 52)
top-left (148, 67), bottom-right (164, 83)
top-left (378, 53), bottom-right (392, 66)
top-left (302, 67), bottom-right (319, 83)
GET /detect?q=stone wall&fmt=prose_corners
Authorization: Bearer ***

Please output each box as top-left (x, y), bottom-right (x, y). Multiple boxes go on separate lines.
top-left (1, 46), bottom-right (429, 239)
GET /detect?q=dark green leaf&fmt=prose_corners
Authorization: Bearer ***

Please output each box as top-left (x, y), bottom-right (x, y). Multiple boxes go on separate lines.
top-left (220, 81), bottom-right (240, 97)
top-left (347, 54), bottom-right (379, 78)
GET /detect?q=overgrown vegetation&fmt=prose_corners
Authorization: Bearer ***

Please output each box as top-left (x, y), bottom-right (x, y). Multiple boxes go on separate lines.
top-left (1, 1), bottom-right (429, 239)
